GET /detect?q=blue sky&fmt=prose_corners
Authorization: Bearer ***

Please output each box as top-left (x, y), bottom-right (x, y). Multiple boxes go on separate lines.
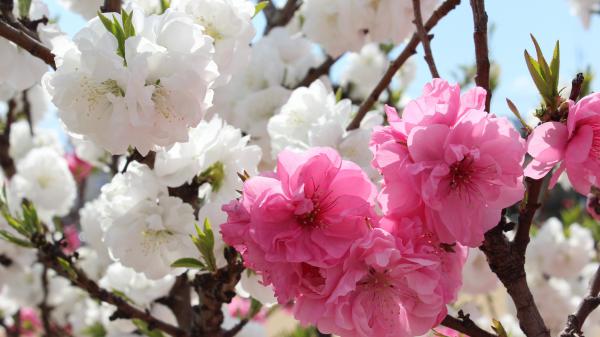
top-left (43, 0), bottom-right (600, 120)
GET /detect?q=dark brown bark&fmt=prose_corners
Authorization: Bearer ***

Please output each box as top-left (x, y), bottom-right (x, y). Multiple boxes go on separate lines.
top-left (560, 264), bottom-right (600, 337)
top-left (469, 0), bottom-right (491, 112)
top-left (442, 312), bottom-right (497, 337)
top-left (101, 0), bottom-right (121, 13)
top-left (412, 0), bottom-right (440, 78)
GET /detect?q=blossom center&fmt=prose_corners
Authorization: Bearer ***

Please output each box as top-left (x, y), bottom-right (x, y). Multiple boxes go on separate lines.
top-left (296, 196), bottom-right (324, 229)
top-left (448, 155), bottom-right (476, 192)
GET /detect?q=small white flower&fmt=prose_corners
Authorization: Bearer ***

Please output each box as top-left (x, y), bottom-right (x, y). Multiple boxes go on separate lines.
top-left (235, 271), bottom-right (277, 307)
top-left (99, 262), bottom-right (175, 306)
top-left (526, 218), bottom-right (594, 279)
top-left (171, 0), bottom-right (255, 86)
top-left (11, 147), bottom-right (76, 221)
top-left (460, 248), bottom-right (499, 294)
top-left (9, 120), bottom-right (63, 163)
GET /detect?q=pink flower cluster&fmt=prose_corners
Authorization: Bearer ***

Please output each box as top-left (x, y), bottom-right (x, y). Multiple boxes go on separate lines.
top-left (525, 92), bottom-right (600, 194)
top-left (221, 147), bottom-right (466, 337)
top-left (371, 79), bottom-right (526, 247)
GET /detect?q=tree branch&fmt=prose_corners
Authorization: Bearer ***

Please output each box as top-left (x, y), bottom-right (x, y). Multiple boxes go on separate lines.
top-left (347, 0), bottom-right (461, 131)
top-left (0, 98), bottom-right (16, 178)
top-left (39, 265), bottom-right (55, 337)
top-left (441, 312), bottom-right (497, 337)
top-left (101, 0), bottom-right (121, 13)
top-left (223, 319), bottom-right (249, 337)
top-left (480, 216), bottom-right (550, 337)
top-left (295, 56), bottom-right (339, 88)
top-left (0, 19), bottom-right (56, 69)
top-left (513, 177), bottom-right (545, 255)
top-left (469, 0), bottom-right (491, 112)
top-left (264, 0), bottom-right (300, 34)
top-left (560, 265), bottom-right (600, 337)
top-left (34, 236), bottom-right (189, 337)
top-left (412, 0), bottom-right (440, 78)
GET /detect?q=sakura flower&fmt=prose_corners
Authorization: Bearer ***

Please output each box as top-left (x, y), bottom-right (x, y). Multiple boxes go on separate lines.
top-left (221, 147), bottom-right (377, 302)
top-left (525, 92), bottom-right (600, 194)
top-left (526, 218), bottom-right (594, 279)
top-left (100, 162), bottom-right (196, 279)
top-left (371, 79), bottom-right (526, 246)
top-left (66, 153), bottom-right (93, 183)
top-left (9, 120), bottom-right (63, 162)
top-left (46, 9), bottom-right (218, 155)
top-left (171, 0), bottom-right (255, 86)
top-left (294, 224), bottom-right (466, 337)
top-left (11, 147), bottom-right (77, 222)
top-left (340, 43), bottom-right (389, 101)
top-left (99, 262), bottom-right (175, 307)
top-left (268, 79), bottom-right (382, 176)
top-left (461, 248), bottom-right (499, 294)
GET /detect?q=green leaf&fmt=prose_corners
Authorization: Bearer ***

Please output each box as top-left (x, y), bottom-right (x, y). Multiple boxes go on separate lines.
top-left (159, 0), bottom-right (170, 13)
top-left (2, 211), bottom-right (29, 237)
top-left (171, 257), bottom-right (206, 269)
top-left (550, 41), bottom-right (560, 92)
top-left (97, 10), bottom-right (136, 64)
top-left (57, 257), bottom-right (78, 279)
top-left (132, 319), bottom-right (165, 337)
top-left (254, 1), bottom-right (269, 18)
top-left (248, 298), bottom-right (263, 319)
top-left (98, 11), bottom-right (116, 35)
top-left (190, 218), bottom-right (217, 272)
top-left (530, 34), bottom-right (551, 83)
top-left (17, 0), bottom-right (32, 18)
top-left (524, 50), bottom-right (550, 100)
top-left (335, 87), bottom-right (343, 102)
top-left (506, 98), bottom-right (532, 132)
top-left (0, 229), bottom-right (33, 247)
top-left (491, 319), bottom-right (509, 337)
top-left (82, 322), bottom-right (107, 337)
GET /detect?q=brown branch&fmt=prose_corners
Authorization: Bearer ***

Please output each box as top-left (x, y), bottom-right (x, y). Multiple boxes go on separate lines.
top-left (569, 73), bottom-right (584, 101)
top-left (513, 177), bottom-right (545, 255)
top-left (347, 0), bottom-right (461, 131)
top-left (469, 0), bottom-right (491, 112)
top-left (412, 0), bottom-right (440, 78)
top-left (0, 19), bottom-right (56, 69)
top-left (101, 0), bottom-right (121, 13)
top-left (441, 312), bottom-right (497, 337)
top-left (480, 214), bottom-right (550, 337)
top-left (191, 247), bottom-right (244, 336)
top-left (560, 265), bottom-right (600, 337)
top-left (295, 56), bottom-right (338, 88)
top-left (0, 99), bottom-right (16, 178)
top-left (33, 236), bottom-right (189, 337)
top-left (264, 0), bottom-right (300, 34)
top-left (156, 274), bottom-right (193, 333)
top-left (39, 265), bottom-right (55, 337)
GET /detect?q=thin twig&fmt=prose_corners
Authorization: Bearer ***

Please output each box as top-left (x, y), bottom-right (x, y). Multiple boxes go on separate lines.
top-left (412, 0), bottom-right (440, 78)
top-left (101, 0), bottom-right (121, 13)
top-left (264, 0), bottom-right (300, 34)
top-left (441, 312), bottom-right (497, 337)
top-left (295, 56), bottom-right (339, 88)
top-left (560, 265), bottom-right (600, 337)
top-left (513, 177), bottom-right (545, 255)
top-left (469, 0), bottom-right (491, 112)
top-left (0, 19), bottom-right (55, 69)
top-left (347, 0), bottom-right (461, 131)
top-left (0, 99), bottom-right (16, 178)
top-left (34, 237), bottom-right (189, 337)
top-left (39, 265), bottom-right (54, 337)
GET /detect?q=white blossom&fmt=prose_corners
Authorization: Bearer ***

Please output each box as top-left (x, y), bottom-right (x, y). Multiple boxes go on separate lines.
top-left (45, 9), bottom-right (218, 155)
top-left (527, 218), bottom-right (594, 279)
top-left (460, 248), bottom-right (499, 294)
top-left (171, 0), bottom-right (255, 86)
top-left (10, 147), bottom-right (76, 222)
top-left (9, 120), bottom-right (63, 163)
top-left (100, 162), bottom-right (196, 279)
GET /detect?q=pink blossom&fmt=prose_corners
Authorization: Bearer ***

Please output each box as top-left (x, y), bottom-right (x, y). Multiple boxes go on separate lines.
top-left (228, 297), bottom-right (267, 323)
top-left (221, 147), bottom-right (378, 302)
top-left (66, 152), bottom-right (93, 183)
top-left (62, 224), bottom-right (81, 254)
top-left (370, 80), bottom-right (526, 247)
top-left (16, 308), bottom-right (42, 337)
top-left (525, 92), bottom-right (600, 194)
top-left (294, 223), bottom-right (466, 337)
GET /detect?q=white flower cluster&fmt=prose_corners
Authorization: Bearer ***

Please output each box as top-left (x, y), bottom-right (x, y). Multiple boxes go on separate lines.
top-left (45, 8), bottom-right (218, 155)
top-left (300, 0), bottom-right (438, 57)
top-left (268, 79), bottom-right (383, 178)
